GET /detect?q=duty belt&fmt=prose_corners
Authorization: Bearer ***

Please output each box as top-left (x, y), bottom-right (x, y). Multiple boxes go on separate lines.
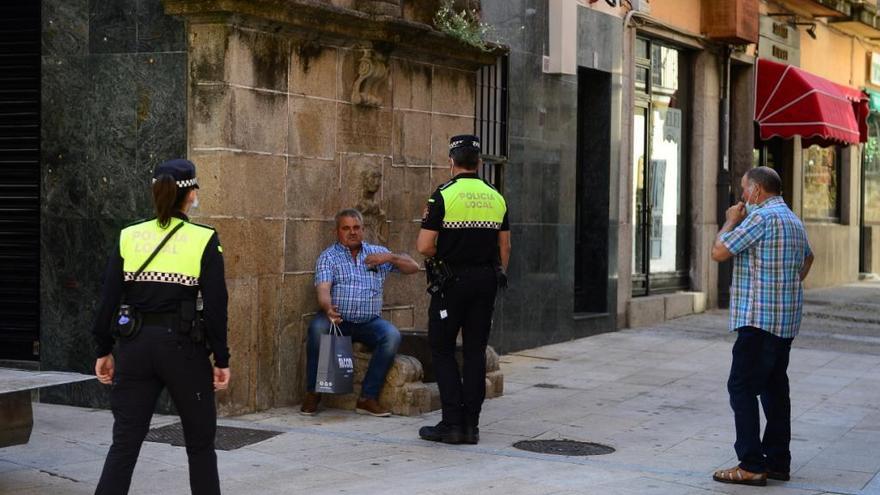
top-left (446, 263), bottom-right (495, 273)
top-left (141, 312), bottom-right (180, 330)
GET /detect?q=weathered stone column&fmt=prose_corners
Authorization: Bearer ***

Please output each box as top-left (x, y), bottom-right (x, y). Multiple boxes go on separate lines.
top-left (164, 0), bottom-right (498, 414)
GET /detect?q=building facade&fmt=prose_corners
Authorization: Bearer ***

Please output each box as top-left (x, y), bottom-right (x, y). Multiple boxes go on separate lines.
top-left (482, 0), bottom-right (878, 342)
top-left (481, 0), bottom-right (754, 334)
top-left (3, 0), bottom-right (877, 415)
top-left (751, 0), bottom-right (880, 284)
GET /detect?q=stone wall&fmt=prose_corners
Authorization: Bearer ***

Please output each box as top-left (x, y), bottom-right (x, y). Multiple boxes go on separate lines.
top-left (177, 3), bottom-right (491, 414)
top-left (40, 0), bottom-right (187, 407)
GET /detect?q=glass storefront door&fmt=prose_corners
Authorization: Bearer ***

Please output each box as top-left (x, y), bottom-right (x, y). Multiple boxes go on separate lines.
top-left (632, 38), bottom-right (690, 296)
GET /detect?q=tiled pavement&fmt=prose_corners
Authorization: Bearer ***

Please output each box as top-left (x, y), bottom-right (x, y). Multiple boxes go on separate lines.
top-left (3, 283), bottom-right (880, 494)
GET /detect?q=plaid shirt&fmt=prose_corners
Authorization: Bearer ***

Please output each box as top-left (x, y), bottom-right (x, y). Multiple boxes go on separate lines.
top-left (720, 196), bottom-right (812, 338)
top-left (314, 242), bottom-right (397, 323)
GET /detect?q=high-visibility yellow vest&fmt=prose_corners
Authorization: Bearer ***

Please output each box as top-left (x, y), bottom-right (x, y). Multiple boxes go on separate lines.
top-left (119, 218), bottom-right (214, 286)
top-left (438, 177), bottom-right (507, 229)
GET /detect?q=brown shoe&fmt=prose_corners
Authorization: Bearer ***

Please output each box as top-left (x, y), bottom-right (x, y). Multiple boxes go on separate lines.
top-left (712, 466), bottom-right (767, 486)
top-left (300, 392), bottom-right (321, 416)
top-left (355, 397), bottom-right (391, 417)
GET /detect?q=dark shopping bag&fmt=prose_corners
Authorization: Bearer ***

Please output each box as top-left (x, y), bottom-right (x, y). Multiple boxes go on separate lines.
top-left (314, 321), bottom-right (354, 394)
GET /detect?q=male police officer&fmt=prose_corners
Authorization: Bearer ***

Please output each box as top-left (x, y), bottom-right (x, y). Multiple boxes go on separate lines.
top-left (416, 135), bottom-right (511, 445)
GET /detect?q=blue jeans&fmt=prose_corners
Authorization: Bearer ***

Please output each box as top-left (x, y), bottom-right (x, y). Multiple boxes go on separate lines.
top-left (728, 326), bottom-right (794, 474)
top-left (306, 313), bottom-right (401, 399)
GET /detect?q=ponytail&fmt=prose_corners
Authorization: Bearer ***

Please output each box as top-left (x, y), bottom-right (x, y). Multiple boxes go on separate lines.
top-left (152, 174), bottom-right (180, 228)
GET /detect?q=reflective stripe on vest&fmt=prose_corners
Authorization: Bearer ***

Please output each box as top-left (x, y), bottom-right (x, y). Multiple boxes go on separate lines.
top-left (119, 218), bottom-right (214, 286)
top-left (440, 178), bottom-right (507, 229)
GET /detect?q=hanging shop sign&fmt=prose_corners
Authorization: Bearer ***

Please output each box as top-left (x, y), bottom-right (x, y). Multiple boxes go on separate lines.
top-left (758, 15), bottom-right (800, 66)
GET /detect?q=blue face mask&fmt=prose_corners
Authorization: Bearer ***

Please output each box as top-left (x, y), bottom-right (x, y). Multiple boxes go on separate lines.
top-left (745, 186), bottom-right (758, 215)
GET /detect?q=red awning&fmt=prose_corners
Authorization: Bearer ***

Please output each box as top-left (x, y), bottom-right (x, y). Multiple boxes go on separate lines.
top-left (754, 58), bottom-right (868, 147)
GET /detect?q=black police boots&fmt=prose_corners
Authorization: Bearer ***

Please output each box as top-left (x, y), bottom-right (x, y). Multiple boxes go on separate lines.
top-left (419, 422), bottom-right (464, 444)
top-left (462, 425), bottom-right (479, 445)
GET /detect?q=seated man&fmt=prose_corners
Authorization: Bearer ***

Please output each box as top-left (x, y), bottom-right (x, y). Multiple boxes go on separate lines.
top-left (301, 208), bottom-right (420, 417)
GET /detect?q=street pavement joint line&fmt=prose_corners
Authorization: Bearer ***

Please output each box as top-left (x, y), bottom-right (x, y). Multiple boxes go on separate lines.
top-left (802, 331), bottom-right (880, 345)
top-left (38, 468), bottom-right (80, 483)
top-left (507, 353), bottom-right (561, 361)
top-left (858, 470), bottom-right (880, 495)
top-left (219, 417), bottom-right (861, 495)
top-left (0, 457), bottom-right (82, 484)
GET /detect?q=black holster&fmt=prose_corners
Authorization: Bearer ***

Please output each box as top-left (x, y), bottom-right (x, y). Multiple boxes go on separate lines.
top-left (178, 300), bottom-right (205, 343)
top-left (425, 257), bottom-right (454, 296)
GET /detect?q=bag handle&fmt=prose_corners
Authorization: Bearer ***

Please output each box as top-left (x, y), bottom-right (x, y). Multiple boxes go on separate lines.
top-left (329, 320), bottom-right (343, 336)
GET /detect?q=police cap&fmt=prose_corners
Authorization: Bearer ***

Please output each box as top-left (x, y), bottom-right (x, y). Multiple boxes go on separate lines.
top-left (152, 158), bottom-right (199, 189)
top-left (448, 134), bottom-right (481, 156)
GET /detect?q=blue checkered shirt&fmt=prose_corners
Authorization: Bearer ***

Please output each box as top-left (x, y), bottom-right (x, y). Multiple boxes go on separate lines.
top-left (314, 242), bottom-right (397, 323)
top-left (720, 196), bottom-right (812, 338)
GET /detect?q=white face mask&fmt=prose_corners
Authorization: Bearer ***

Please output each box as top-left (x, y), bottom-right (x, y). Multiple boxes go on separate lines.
top-left (191, 192), bottom-right (199, 210)
top-left (745, 185), bottom-right (758, 214)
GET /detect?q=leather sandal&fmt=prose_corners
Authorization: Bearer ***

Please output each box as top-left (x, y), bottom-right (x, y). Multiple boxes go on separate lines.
top-left (712, 466), bottom-right (768, 486)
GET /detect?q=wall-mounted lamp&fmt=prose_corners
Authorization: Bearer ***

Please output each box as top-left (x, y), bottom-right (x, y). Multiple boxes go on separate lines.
top-left (794, 22), bottom-right (818, 39)
top-left (766, 13), bottom-right (818, 40)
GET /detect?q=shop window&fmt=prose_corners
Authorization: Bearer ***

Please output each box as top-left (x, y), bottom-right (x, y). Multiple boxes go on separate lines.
top-left (803, 145), bottom-right (841, 222)
top-left (631, 37), bottom-right (690, 296)
top-left (864, 115), bottom-right (880, 224)
top-left (475, 56), bottom-right (507, 191)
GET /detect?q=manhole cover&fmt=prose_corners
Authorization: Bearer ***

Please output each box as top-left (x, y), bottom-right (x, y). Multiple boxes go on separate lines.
top-left (145, 423), bottom-right (282, 451)
top-left (513, 439), bottom-right (615, 456)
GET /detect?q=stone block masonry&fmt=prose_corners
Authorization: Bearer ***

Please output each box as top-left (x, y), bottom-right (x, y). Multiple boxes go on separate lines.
top-left (167, 0), bottom-right (501, 414)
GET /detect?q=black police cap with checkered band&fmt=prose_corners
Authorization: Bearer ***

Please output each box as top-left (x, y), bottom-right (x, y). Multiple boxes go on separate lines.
top-left (448, 134), bottom-right (481, 156)
top-left (152, 158), bottom-right (199, 189)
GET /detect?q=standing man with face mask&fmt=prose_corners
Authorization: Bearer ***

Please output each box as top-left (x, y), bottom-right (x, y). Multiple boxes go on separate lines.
top-left (416, 135), bottom-right (511, 445)
top-left (710, 166), bottom-right (814, 486)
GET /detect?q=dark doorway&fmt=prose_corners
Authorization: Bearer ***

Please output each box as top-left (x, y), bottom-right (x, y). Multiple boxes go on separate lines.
top-left (0, 3), bottom-right (41, 360)
top-left (574, 67), bottom-right (611, 314)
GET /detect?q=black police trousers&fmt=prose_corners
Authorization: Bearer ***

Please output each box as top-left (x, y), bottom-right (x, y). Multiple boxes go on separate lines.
top-left (428, 264), bottom-right (498, 427)
top-left (95, 325), bottom-right (219, 495)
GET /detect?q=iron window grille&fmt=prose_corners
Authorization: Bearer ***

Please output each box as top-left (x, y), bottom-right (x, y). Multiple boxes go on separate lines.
top-left (475, 56), bottom-right (508, 191)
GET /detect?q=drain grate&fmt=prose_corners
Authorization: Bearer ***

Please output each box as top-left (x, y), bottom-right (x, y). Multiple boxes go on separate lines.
top-left (145, 423), bottom-right (282, 451)
top-left (513, 439), bottom-right (615, 456)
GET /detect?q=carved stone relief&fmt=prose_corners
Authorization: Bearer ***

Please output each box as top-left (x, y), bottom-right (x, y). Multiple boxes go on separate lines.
top-left (351, 47), bottom-right (389, 107)
top-left (355, 168), bottom-right (388, 244)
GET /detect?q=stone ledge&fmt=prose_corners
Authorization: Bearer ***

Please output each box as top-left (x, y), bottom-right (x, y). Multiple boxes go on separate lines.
top-left (164, 0), bottom-right (504, 70)
top-left (0, 391), bottom-right (32, 448)
top-left (321, 342), bottom-right (503, 416)
top-left (627, 291), bottom-right (706, 329)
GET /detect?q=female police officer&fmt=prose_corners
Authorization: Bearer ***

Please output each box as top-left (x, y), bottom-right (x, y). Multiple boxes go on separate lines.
top-left (92, 158), bottom-right (230, 495)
